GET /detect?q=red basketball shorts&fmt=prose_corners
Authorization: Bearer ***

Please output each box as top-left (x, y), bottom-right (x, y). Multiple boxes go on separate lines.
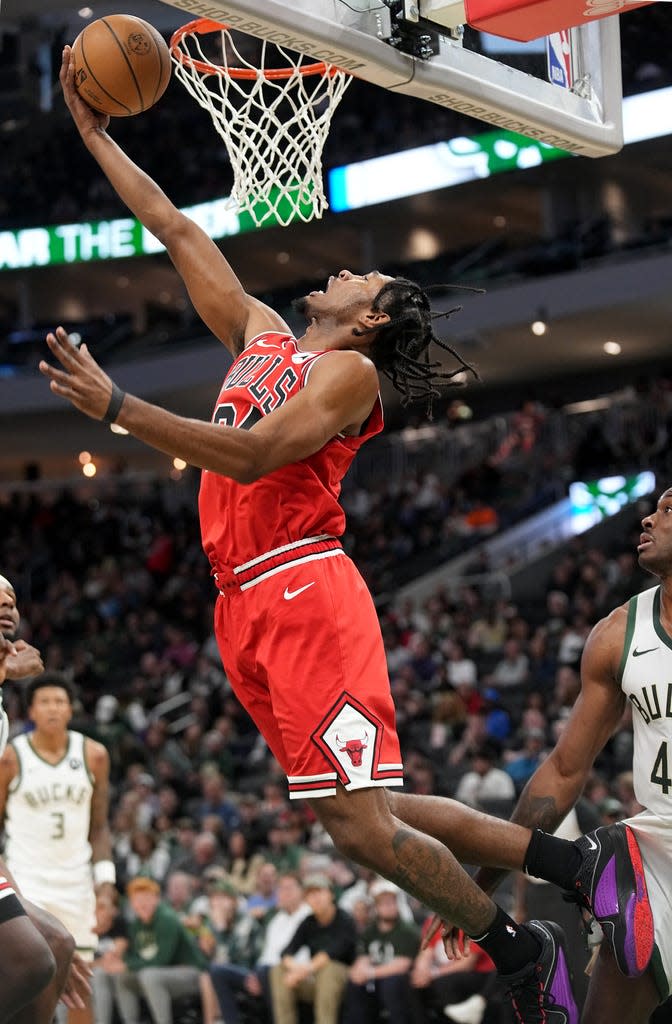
top-left (213, 546), bottom-right (404, 799)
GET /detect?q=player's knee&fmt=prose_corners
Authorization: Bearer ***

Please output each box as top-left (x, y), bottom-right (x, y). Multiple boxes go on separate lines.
top-left (312, 789), bottom-right (394, 864)
top-left (51, 922), bottom-right (76, 971)
top-left (327, 817), bottom-right (374, 862)
top-left (28, 902), bottom-right (75, 969)
top-left (22, 935), bottom-right (57, 994)
top-left (35, 941), bottom-right (58, 990)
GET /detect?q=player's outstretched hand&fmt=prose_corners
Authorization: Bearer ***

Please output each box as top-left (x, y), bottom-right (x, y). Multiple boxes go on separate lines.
top-left (5, 640), bottom-right (44, 681)
top-left (60, 45), bottom-right (110, 137)
top-left (60, 952), bottom-right (93, 1011)
top-left (40, 326), bottom-right (118, 421)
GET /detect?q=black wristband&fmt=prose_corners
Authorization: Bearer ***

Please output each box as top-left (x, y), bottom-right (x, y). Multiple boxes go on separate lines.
top-left (102, 383), bottom-right (126, 424)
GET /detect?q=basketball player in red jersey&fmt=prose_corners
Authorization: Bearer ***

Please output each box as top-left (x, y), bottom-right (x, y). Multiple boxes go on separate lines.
top-left (40, 47), bottom-right (589, 1022)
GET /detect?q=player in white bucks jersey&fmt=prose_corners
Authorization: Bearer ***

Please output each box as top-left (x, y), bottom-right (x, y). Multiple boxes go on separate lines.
top-left (394, 488), bottom-right (672, 1023)
top-left (0, 672), bottom-right (114, 1024)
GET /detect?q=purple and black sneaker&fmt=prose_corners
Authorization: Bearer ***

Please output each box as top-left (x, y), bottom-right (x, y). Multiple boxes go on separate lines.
top-left (503, 920), bottom-right (578, 1024)
top-left (570, 822), bottom-right (654, 977)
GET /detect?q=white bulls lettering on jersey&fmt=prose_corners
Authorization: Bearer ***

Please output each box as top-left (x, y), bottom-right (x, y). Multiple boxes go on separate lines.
top-left (215, 350), bottom-right (300, 424)
top-left (225, 353), bottom-right (279, 390)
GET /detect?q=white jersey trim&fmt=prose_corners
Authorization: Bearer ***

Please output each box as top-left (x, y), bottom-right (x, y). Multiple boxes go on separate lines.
top-left (288, 772), bottom-right (338, 783)
top-left (239, 549), bottom-right (345, 592)
top-left (234, 534), bottom-right (335, 575)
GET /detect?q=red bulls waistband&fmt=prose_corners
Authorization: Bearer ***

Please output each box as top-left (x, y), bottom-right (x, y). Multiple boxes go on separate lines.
top-left (213, 534), bottom-right (344, 595)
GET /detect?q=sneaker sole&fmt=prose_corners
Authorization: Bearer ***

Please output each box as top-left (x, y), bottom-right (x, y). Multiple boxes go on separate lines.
top-left (593, 825), bottom-right (654, 976)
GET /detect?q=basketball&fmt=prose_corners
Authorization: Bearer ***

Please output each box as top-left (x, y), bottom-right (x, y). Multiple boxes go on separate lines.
top-left (71, 14), bottom-right (171, 117)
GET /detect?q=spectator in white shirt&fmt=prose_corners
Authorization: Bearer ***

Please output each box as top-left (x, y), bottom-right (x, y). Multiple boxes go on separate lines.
top-left (485, 638), bottom-right (529, 690)
top-left (209, 872), bottom-right (310, 1024)
top-left (454, 744), bottom-right (516, 815)
top-left (443, 641), bottom-right (477, 688)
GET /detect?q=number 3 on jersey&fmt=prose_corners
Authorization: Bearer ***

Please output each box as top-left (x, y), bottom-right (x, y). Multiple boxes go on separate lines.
top-left (50, 811), bottom-right (65, 839)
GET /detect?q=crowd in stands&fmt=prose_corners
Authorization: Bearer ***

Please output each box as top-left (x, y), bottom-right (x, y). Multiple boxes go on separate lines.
top-left (3, 375), bottom-right (672, 1022)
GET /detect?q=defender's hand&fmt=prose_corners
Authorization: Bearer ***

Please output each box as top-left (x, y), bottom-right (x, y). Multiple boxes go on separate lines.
top-left (60, 45), bottom-right (110, 136)
top-left (60, 953), bottom-right (93, 1011)
top-left (443, 925), bottom-right (471, 961)
top-left (40, 326), bottom-right (117, 421)
top-left (5, 640), bottom-right (44, 680)
top-left (421, 914), bottom-right (471, 961)
top-left (0, 638), bottom-right (17, 685)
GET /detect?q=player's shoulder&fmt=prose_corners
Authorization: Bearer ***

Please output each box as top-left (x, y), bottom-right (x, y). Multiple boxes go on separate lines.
top-left (583, 601), bottom-right (630, 669)
top-left (307, 348), bottom-right (378, 387)
top-left (585, 600), bottom-right (628, 643)
top-left (83, 735), bottom-right (110, 770)
top-left (593, 601), bottom-right (629, 638)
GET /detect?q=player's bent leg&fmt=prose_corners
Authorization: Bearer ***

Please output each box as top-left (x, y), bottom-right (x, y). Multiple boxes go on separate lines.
top-left (385, 790), bottom-right (531, 870)
top-left (311, 786), bottom-right (580, 1024)
top-left (309, 785), bottom-right (497, 936)
top-left (581, 943), bottom-right (660, 1024)
top-left (6, 899), bottom-right (76, 1024)
top-left (0, 903), bottom-right (57, 1024)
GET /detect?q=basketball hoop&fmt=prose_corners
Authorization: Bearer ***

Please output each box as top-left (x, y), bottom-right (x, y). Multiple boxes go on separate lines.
top-left (169, 19), bottom-right (352, 227)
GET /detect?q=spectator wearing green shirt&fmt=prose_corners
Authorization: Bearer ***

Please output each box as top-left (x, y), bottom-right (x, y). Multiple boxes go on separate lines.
top-left (343, 880), bottom-right (420, 1024)
top-left (113, 876), bottom-right (209, 1024)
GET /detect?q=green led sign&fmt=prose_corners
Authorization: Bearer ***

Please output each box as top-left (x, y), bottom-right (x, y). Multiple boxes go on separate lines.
top-left (0, 188), bottom-right (316, 272)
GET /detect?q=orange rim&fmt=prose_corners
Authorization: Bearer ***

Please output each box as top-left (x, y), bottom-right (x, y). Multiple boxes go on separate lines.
top-left (169, 18), bottom-right (341, 80)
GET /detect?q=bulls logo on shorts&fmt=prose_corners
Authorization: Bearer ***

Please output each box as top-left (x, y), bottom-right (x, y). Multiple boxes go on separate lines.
top-left (312, 692), bottom-right (400, 790)
top-left (337, 730), bottom-right (369, 768)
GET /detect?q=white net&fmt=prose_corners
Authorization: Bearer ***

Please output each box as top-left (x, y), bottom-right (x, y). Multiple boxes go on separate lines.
top-left (170, 20), bottom-right (352, 227)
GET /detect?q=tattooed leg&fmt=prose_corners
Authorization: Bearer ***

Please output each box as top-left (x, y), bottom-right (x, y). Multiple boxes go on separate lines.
top-left (385, 790), bottom-right (535, 869)
top-left (309, 786), bottom-right (497, 935)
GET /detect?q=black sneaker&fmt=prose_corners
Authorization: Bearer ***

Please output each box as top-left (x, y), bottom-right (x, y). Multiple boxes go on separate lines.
top-left (503, 920), bottom-right (578, 1024)
top-left (571, 823), bottom-right (653, 977)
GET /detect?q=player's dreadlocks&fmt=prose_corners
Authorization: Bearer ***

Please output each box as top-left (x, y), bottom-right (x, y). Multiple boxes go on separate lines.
top-left (357, 277), bottom-right (481, 415)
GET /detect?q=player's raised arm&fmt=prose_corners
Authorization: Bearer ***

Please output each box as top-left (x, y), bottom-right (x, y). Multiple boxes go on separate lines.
top-left (59, 46), bottom-right (288, 355)
top-left (40, 328), bottom-right (378, 480)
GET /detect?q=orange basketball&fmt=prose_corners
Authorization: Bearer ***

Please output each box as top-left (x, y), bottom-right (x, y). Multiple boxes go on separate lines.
top-left (72, 14), bottom-right (171, 117)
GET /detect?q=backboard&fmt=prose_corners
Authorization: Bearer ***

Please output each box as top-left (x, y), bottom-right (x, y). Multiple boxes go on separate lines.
top-left (158, 0), bottom-right (624, 156)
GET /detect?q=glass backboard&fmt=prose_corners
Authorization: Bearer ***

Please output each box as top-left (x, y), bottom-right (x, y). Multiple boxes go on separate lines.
top-left (158, 0), bottom-right (624, 156)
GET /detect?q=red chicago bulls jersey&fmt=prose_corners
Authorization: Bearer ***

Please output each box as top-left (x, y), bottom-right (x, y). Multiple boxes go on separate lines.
top-left (199, 332), bottom-right (383, 574)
